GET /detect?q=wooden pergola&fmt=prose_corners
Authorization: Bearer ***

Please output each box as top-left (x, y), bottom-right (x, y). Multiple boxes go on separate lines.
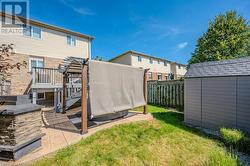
top-left (60, 57), bottom-right (148, 134)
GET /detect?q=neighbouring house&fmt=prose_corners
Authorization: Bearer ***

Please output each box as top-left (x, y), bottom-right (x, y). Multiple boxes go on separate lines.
top-left (109, 50), bottom-right (187, 81)
top-left (184, 57), bottom-right (250, 133)
top-left (0, 12), bottom-right (94, 106)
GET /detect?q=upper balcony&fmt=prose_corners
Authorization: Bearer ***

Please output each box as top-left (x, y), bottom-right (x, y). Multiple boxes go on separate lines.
top-left (31, 67), bottom-right (82, 90)
top-left (31, 67), bottom-right (63, 89)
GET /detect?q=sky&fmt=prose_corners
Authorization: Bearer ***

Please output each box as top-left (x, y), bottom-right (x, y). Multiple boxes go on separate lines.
top-left (29, 0), bottom-right (250, 64)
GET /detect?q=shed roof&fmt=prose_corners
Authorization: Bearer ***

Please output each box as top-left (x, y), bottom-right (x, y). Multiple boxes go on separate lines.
top-left (185, 57), bottom-right (250, 78)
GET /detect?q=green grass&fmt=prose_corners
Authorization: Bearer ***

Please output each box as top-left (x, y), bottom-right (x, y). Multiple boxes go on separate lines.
top-left (32, 105), bottom-right (242, 166)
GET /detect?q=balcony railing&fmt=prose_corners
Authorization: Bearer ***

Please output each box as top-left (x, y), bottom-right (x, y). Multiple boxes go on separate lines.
top-left (32, 67), bottom-right (63, 89)
top-left (31, 67), bottom-right (82, 90)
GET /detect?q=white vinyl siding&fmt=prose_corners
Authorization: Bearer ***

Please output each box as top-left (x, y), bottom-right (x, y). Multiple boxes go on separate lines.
top-left (131, 54), bottom-right (172, 74)
top-left (0, 19), bottom-right (90, 59)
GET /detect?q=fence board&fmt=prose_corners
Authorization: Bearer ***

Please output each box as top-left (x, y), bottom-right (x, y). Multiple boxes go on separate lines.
top-left (147, 80), bottom-right (184, 111)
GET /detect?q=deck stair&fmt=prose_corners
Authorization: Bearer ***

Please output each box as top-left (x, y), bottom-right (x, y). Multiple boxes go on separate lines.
top-left (55, 57), bottom-right (86, 112)
top-left (66, 91), bottom-right (81, 110)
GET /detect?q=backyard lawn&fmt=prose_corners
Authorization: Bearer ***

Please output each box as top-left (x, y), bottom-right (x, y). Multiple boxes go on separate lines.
top-left (33, 105), bottom-right (241, 166)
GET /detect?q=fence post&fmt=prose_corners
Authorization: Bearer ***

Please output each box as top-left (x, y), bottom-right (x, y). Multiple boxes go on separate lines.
top-left (81, 63), bottom-right (88, 134)
top-left (143, 69), bottom-right (149, 114)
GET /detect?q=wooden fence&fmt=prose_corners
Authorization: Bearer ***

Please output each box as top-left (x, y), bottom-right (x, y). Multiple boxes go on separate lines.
top-left (147, 80), bottom-right (184, 110)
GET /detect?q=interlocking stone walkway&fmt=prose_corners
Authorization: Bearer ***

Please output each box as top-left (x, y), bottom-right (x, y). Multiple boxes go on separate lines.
top-left (0, 113), bottom-right (153, 166)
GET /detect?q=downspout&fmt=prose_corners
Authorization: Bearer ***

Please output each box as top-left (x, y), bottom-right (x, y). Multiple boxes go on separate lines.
top-left (88, 38), bottom-right (92, 60)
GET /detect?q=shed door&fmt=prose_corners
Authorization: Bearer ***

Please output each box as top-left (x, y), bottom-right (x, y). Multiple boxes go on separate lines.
top-left (202, 77), bottom-right (237, 129)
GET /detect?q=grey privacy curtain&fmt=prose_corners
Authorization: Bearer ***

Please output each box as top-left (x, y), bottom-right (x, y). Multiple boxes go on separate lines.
top-left (88, 60), bottom-right (145, 118)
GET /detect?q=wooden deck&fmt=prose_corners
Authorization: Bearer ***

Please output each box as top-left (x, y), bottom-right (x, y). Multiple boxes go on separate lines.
top-left (42, 107), bottom-right (82, 133)
top-left (42, 107), bottom-right (138, 133)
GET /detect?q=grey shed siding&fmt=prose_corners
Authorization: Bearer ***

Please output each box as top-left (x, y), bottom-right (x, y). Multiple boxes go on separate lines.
top-left (202, 77), bottom-right (237, 129)
top-left (185, 57), bottom-right (250, 133)
top-left (184, 79), bottom-right (201, 126)
top-left (237, 76), bottom-right (250, 132)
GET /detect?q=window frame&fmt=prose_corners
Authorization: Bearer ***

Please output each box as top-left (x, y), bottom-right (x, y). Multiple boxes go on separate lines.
top-left (149, 58), bottom-right (153, 64)
top-left (23, 25), bottom-right (42, 39)
top-left (37, 92), bottom-right (45, 100)
top-left (67, 35), bottom-right (77, 46)
top-left (138, 56), bottom-right (142, 62)
top-left (29, 57), bottom-right (44, 72)
top-left (164, 61), bottom-right (168, 66)
top-left (157, 73), bottom-right (162, 81)
top-left (148, 72), bottom-right (152, 79)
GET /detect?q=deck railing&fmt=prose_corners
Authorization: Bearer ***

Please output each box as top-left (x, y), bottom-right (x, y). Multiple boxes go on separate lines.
top-left (31, 67), bottom-right (82, 90)
top-left (32, 67), bottom-right (63, 88)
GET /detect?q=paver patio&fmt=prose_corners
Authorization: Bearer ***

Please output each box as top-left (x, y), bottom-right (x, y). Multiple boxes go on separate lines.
top-left (0, 113), bottom-right (153, 166)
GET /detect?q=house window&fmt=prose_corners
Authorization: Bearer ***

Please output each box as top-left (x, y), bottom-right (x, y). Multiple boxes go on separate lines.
top-left (138, 56), bottom-right (142, 62)
top-left (158, 60), bottom-right (160, 64)
top-left (149, 58), bottom-right (153, 64)
top-left (24, 26), bottom-right (42, 39)
top-left (67, 35), bottom-right (76, 46)
top-left (148, 72), bottom-right (152, 79)
top-left (164, 61), bottom-right (168, 66)
top-left (37, 92), bottom-right (45, 100)
top-left (157, 73), bottom-right (162, 81)
top-left (178, 65), bottom-right (181, 69)
top-left (29, 57), bottom-right (44, 71)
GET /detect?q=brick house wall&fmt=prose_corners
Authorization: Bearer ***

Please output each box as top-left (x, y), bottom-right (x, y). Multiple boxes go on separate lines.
top-left (148, 72), bottom-right (169, 81)
top-left (7, 54), bottom-right (63, 95)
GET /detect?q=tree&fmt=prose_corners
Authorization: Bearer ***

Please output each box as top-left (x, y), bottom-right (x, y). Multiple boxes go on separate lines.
top-left (189, 11), bottom-right (250, 65)
top-left (94, 56), bottom-right (104, 61)
top-left (0, 44), bottom-right (27, 95)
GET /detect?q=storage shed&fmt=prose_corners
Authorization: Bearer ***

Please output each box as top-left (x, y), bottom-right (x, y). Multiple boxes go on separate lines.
top-left (184, 57), bottom-right (250, 133)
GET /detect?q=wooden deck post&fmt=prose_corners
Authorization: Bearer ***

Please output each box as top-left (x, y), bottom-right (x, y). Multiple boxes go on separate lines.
top-left (54, 88), bottom-right (57, 109)
top-left (81, 64), bottom-right (88, 134)
top-left (32, 90), bottom-right (37, 105)
top-left (62, 74), bottom-right (67, 113)
top-left (143, 69), bottom-right (149, 114)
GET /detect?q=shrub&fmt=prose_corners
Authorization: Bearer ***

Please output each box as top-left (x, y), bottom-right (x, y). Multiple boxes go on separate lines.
top-left (220, 128), bottom-right (244, 146)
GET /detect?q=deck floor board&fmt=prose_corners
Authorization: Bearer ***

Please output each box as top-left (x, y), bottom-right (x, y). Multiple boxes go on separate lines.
top-left (42, 107), bottom-right (138, 133)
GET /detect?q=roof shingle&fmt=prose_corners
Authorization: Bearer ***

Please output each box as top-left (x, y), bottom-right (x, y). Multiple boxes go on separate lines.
top-left (185, 57), bottom-right (250, 78)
